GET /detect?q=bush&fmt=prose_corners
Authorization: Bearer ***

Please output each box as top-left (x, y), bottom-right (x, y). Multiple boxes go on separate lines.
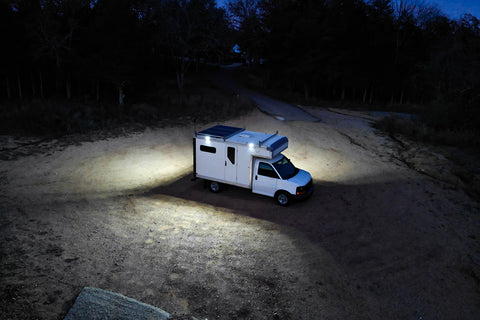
top-left (0, 85), bottom-right (255, 136)
top-left (374, 116), bottom-right (479, 149)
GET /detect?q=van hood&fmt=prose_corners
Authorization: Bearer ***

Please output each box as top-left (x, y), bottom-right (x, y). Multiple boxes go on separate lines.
top-left (287, 169), bottom-right (311, 186)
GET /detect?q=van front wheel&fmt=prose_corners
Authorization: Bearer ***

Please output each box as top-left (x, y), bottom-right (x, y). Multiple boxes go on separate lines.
top-left (209, 181), bottom-right (221, 193)
top-left (275, 191), bottom-right (290, 206)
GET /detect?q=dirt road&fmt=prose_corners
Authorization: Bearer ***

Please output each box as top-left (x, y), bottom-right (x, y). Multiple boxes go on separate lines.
top-left (210, 69), bottom-right (319, 122)
top-left (1, 109), bottom-right (479, 319)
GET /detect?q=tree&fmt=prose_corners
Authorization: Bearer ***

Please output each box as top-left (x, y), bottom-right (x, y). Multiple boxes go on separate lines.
top-left (150, 0), bottom-right (228, 90)
top-left (86, 0), bottom-right (145, 104)
top-left (227, 0), bottom-right (264, 67)
top-left (29, 0), bottom-right (91, 99)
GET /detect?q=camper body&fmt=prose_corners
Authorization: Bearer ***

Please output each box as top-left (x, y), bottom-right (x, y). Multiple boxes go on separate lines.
top-left (193, 125), bottom-right (313, 206)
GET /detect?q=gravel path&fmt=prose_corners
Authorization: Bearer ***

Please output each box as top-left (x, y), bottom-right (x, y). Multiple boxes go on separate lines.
top-left (1, 107), bottom-right (479, 320)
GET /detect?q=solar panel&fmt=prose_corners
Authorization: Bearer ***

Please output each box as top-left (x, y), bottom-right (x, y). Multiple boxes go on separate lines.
top-left (197, 125), bottom-right (245, 139)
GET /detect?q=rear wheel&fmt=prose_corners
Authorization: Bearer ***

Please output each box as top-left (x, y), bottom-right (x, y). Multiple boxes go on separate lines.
top-left (208, 181), bottom-right (221, 193)
top-left (275, 191), bottom-right (290, 206)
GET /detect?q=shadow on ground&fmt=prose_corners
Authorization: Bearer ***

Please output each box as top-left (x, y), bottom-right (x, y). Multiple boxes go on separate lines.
top-left (142, 173), bottom-right (480, 320)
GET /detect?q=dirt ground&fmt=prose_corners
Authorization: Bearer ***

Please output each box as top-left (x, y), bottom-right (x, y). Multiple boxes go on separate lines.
top-left (1, 109), bottom-right (479, 319)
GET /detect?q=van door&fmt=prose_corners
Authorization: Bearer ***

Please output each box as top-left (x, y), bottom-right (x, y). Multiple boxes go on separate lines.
top-left (252, 161), bottom-right (278, 196)
top-left (224, 145), bottom-right (237, 183)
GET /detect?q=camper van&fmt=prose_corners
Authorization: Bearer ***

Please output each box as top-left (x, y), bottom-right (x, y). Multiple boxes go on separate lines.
top-left (193, 125), bottom-right (313, 206)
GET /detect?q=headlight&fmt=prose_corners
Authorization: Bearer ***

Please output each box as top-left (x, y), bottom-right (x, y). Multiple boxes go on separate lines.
top-left (296, 179), bottom-right (312, 195)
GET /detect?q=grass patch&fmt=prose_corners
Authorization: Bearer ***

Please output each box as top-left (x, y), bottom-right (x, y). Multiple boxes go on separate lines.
top-left (373, 116), bottom-right (479, 149)
top-left (374, 116), bottom-right (480, 201)
top-left (0, 79), bottom-right (255, 137)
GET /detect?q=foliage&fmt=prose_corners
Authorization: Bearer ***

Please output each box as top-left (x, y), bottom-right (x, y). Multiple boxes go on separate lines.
top-left (254, 0), bottom-right (480, 130)
top-left (0, 0), bottom-right (231, 103)
top-left (0, 76), bottom-right (255, 135)
top-left (1, 0), bottom-right (479, 133)
top-left (226, 0), bottom-right (264, 66)
top-left (374, 116), bottom-right (479, 149)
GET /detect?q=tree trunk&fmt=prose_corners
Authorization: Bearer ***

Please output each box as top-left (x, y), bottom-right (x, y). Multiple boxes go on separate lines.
top-left (289, 75), bottom-right (296, 92)
top-left (55, 53), bottom-right (62, 93)
top-left (118, 84), bottom-right (125, 105)
top-left (17, 73), bottom-right (22, 99)
top-left (176, 56), bottom-right (186, 90)
top-left (39, 71), bottom-right (44, 99)
top-left (304, 83), bottom-right (309, 102)
top-left (96, 80), bottom-right (100, 102)
top-left (399, 89), bottom-right (404, 105)
top-left (369, 87), bottom-right (374, 104)
top-left (6, 76), bottom-right (11, 99)
top-left (176, 71), bottom-right (185, 90)
top-left (394, 32), bottom-right (400, 66)
top-left (66, 77), bottom-right (72, 100)
top-left (30, 73), bottom-right (36, 97)
top-left (363, 88), bottom-right (367, 103)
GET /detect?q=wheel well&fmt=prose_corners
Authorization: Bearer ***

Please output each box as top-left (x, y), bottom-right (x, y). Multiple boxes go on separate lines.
top-left (275, 190), bottom-right (290, 198)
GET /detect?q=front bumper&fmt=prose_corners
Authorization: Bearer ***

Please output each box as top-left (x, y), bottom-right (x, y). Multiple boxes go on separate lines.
top-left (293, 183), bottom-right (314, 200)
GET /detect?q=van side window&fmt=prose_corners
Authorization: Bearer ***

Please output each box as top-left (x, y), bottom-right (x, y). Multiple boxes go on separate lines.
top-left (258, 162), bottom-right (279, 179)
top-left (227, 147), bottom-right (235, 164)
top-left (200, 145), bottom-right (216, 153)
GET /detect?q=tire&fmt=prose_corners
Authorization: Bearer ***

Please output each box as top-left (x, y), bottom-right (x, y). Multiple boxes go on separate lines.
top-left (208, 181), bottom-right (221, 193)
top-left (275, 191), bottom-right (290, 206)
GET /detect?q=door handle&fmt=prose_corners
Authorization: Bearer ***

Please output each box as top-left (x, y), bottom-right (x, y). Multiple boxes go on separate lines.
top-left (225, 160), bottom-right (227, 166)
top-left (255, 175), bottom-right (258, 180)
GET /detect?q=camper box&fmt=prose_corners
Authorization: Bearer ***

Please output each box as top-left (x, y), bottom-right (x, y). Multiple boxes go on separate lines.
top-left (194, 125), bottom-right (287, 187)
top-left (193, 125), bottom-right (313, 206)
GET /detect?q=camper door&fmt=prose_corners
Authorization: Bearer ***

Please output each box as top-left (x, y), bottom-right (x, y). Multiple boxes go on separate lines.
top-left (224, 145), bottom-right (237, 182)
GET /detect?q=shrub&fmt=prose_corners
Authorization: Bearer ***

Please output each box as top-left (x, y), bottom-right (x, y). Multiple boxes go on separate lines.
top-left (374, 116), bottom-right (479, 149)
top-left (0, 86), bottom-right (255, 136)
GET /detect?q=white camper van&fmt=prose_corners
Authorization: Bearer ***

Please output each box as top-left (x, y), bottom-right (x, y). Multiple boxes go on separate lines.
top-left (193, 125), bottom-right (313, 206)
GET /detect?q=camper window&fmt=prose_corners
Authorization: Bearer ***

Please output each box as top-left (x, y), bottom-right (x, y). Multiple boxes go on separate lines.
top-left (200, 145), bottom-right (216, 153)
top-left (227, 147), bottom-right (235, 164)
top-left (258, 162), bottom-right (279, 179)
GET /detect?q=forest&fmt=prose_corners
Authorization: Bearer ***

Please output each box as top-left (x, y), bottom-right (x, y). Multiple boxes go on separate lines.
top-left (1, 0), bottom-right (480, 133)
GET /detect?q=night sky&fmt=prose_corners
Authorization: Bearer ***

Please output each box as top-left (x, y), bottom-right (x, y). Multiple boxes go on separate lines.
top-left (217, 0), bottom-right (480, 20)
top-left (435, 0), bottom-right (480, 18)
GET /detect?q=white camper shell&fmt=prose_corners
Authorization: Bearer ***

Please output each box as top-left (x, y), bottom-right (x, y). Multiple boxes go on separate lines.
top-left (193, 125), bottom-right (313, 206)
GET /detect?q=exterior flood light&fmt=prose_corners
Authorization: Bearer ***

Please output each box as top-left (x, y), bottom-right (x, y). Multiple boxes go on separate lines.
top-left (248, 143), bottom-right (254, 149)
top-left (205, 136), bottom-right (211, 144)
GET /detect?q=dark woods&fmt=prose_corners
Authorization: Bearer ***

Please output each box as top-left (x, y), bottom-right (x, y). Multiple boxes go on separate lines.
top-left (1, 0), bottom-right (480, 132)
top-left (247, 0), bottom-right (480, 131)
top-left (0, 0), bottom-right (230, 103)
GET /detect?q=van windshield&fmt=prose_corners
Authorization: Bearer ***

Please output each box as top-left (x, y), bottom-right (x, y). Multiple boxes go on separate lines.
top-left (272, 156), bottom-right (298, 179)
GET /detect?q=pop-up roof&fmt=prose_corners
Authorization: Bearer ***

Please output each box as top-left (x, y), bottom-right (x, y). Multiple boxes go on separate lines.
top-left (196, 125), bottom-right (288, 158)
top-left (227, 131), bottom-right (287, 150)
